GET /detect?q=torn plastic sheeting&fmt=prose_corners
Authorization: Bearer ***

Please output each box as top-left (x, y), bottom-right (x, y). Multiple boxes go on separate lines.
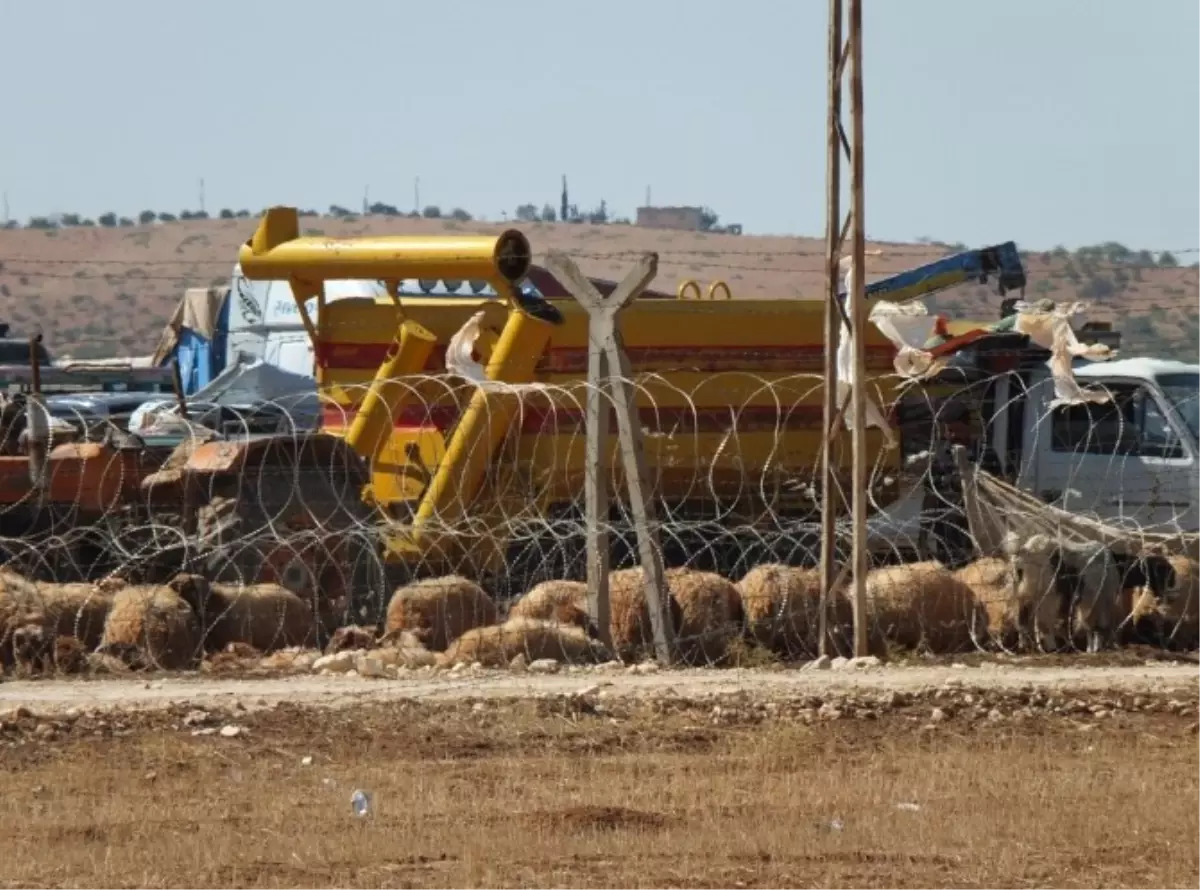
top-left (836, 256), bottom-right (898, 449)
top-left (445, 310), bottom-right (551, 393)
top-left (1012, 300), bottom-right (1113, 408)
top-left (868, 300), bottom-right (948, 380)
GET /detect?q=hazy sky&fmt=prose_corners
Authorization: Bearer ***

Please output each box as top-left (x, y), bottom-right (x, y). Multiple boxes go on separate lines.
top-left (2, 0), bottom-right (1197, 253)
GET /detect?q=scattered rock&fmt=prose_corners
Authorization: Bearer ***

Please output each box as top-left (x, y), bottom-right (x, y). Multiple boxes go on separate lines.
top-left (508, 653), bottom-right (528, 673)
top-left (594, 660), bottom-right (623, 673)
top-left (930, 707), bottom-right (948, 724)
top-left (632, 661), bottom-right (660, 675)
top-left (355, 655), bottom-right (390, 679)
top-left (848, 655), bottom-right (882, 670)
top-left (219, 724), bottom-right (245, 738)
top-left (312, 651), bottom-right (356, 675)
top-left (529, 658), bottom-right (560, 675)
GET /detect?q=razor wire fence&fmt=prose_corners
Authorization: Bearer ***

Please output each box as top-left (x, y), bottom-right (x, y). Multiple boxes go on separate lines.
top-left (0, 363), bottom-right (1195, 678)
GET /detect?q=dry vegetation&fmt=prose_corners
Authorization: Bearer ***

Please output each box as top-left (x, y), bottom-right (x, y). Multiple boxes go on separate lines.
top-left (0, 679), bottom-right (1196, 888)
top-left (0, 216), bottom-right (1195, 360)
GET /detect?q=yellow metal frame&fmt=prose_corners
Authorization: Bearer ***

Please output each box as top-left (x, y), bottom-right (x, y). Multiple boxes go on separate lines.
top-left (237, 207), bottom-right (557, 563)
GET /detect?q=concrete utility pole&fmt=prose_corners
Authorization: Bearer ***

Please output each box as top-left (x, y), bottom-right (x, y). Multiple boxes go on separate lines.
top-left (820, 0), bottom-right (869, 657)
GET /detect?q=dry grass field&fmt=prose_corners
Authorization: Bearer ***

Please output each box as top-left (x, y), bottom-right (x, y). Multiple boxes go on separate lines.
top-left (1, 665), bottom-right (1197, 888)
top-left (0, 215), bottom-right (1195, 361)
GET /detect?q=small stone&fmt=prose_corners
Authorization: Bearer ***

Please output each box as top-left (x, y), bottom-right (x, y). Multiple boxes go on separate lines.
top-left (450, 661), bottom-right (469, 674)
top-left (829, 656), bottom-right (850, 671)
top-left (182, 710), bottom-right (210, 727)
top-left (594, 660), bottom-right (623, 673)
top-left (987, 708), bottom-right (1004, 723)
top-left (472, 702), bottom-right (485, 713)
top-left (312, 651), bottom-right (355, 674)
top-left (529, 658), bottom-right (560, 674)
top-left (144, 770), bottom-right (158, 781)
top-left (355, 655), bottom-right (389, 679)
top-left (930, 707), bottom-right (948, 724)
top-left (191, 727), bottom-right (217, 736)
top-left (818, 703), bottom-right (842, 720)
top-left (34, 723), bottom-right (56, 739)
top-left (219, 724), bottom-right (244, 738)
top-left (848, 655), bottom-right (882, 670)
top-left (508, 653), bottom-right (528, 672)
top-left (300, 756), bottom-right (313, 766)
top-left (632, 661), bottom-right (660, 675)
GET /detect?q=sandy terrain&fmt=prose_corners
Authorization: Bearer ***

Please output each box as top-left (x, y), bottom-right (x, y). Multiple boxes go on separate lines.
top-left (3, 661), bottom-right (1195, 716)
top-left (0, 661), bottom-right (1196, 888)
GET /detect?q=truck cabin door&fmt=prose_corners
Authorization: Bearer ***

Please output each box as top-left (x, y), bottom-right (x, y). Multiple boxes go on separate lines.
top-left (1030, 378), bottom-right (1197, 534)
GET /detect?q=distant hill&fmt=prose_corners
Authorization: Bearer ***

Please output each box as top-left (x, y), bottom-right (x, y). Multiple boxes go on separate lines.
top-left (0, 215), bottom-right (1195, 361)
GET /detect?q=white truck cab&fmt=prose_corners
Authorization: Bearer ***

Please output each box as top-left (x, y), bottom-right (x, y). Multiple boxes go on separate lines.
top-left (996, 357), bottom-right (1199, 534)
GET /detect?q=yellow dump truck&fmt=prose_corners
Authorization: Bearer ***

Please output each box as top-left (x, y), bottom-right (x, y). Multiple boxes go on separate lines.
top-left (170, 207), bottom-right (1027, 619)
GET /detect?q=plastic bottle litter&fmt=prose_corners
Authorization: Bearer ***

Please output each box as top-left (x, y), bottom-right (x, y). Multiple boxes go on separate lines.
top-left (351, 790), bottom-right (372, 818)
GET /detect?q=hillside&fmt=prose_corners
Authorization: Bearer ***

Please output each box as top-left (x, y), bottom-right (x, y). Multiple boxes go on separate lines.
top-left (0, 215), bottom-right (1195, 361)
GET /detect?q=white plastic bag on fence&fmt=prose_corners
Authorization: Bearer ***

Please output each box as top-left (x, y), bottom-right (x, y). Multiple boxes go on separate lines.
top-left (868, 300), bottom-right (947, 379)
top-left (836, 255), bottom-right (898, 449)
top-left (445, 310), bottom-right (550, 393)
top-left (1012, 300), bottom-right (1113, 409)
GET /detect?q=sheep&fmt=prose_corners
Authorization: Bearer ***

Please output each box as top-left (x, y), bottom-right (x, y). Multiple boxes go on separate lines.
top-left (607, 568), bottom-right (685, 663)
top-left (0, 575), bottom-right (117, 666)
top-left (1019, 536), bottom-right (1126, 653)
top-left (438, 617), bottom-right (612, 668)
top-left (327, 624), bottom-right (379, 654)
top-left (736, 563), bottom-right (852, 657)
top-left (861, 560), bottom-right (980, 655)
top-left (11, 622), bottom-right (53, 675)
top-left (508, 580), bottom-right (597, 634)
top-left (53, 635), bottom-right (88, 675)
top-left (98, 576), bottom-right (201, 671)
top-left (1127, 555), bottom-right (1198, 650)
top-left (953, 557), bottom-right (1020, 649)
top-left (180, 575), bottom-right (317, 654)
top-left (1004, 534), bottom-right (1071, 652)
top-left (383, 575), bottom-right (497, 652)
top-left (664, 568), bottom-right (743, 665)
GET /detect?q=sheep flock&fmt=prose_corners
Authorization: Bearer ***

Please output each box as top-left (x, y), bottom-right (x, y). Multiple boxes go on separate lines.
top-left (0, 536), bottom-right (1195, 679)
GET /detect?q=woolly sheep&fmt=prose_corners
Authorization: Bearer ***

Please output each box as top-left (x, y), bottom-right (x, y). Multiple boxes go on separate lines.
top-left (1128, 555), bottom-right (1198, 650)
top-left (1004, 534), bottom-right (1070, 652)
top-left (953, 557), bottom-right (1020, 650)
top-left (326, 624), bottom-right (379, 654)
top-left (664, 568), bottom-right (743, 665)
top-left (736, 563), bottom-right (851, 657)
top-left (861, 560), bottom-right (980, 655)
top-left (1018, 536), bottom-right (1124, 653)
top-left (182, 575), bottom-right (317, 654)
top-left (98, 577), bottom-right (201, 671)
top-left (508, 580), bottom-right (596, 634)
top-left (384, 575), bottom-right (497, 652)
top-left (53, 635), bottom-right (88, 674)
top-left (11, 622), bottom-right (53, 674)
top-left (0, 574), bottom-right (117, 666)
top-left (607, 567), bottom-right (685, 662)
top-left (439, 617), bottom-right (612, 668)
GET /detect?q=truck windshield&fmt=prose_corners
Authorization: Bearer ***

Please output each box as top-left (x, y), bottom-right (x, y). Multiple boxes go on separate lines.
top-left (1158, 372), bottom-right (1199, 443)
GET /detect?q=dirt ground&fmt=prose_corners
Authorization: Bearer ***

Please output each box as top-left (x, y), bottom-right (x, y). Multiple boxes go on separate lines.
top-left (2, 662), bottom-right (1197, 888)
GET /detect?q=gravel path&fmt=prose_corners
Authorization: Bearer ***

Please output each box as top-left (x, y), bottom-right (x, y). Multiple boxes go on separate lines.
top-left (2, 662), bottom-right (1196, 715)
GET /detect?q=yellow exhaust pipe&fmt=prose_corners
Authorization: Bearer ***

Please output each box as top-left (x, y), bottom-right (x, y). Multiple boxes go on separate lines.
top-left (238, 207), bottom-right (531, 284)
